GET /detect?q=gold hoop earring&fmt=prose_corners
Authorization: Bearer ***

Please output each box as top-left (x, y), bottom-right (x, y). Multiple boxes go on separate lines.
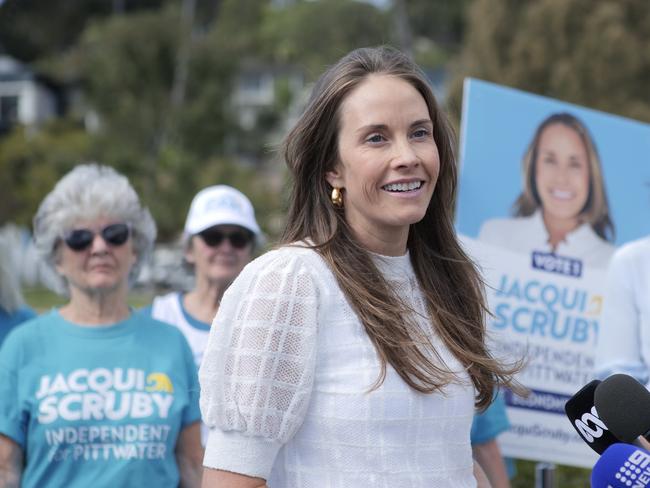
top-left (331, 188), bottom-right (343, 207)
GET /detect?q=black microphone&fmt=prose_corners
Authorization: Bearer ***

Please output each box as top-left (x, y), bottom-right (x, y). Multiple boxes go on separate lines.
top-left (595, 374), bottom-right (650, 444)
top-left (564, 379), bottom-right (622, 454)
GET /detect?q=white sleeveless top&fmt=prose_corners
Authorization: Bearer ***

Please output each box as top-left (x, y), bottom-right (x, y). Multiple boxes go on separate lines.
top-left (151, 292), bottom-right (210, 368)
top-left (151, 291), bottom-right (210, 445)
top-left (199, 246), bottom-right (477, 487)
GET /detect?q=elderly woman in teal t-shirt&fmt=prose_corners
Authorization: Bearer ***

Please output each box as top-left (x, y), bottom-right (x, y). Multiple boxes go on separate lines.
top-left (0, 164), bottom-right (202, 488)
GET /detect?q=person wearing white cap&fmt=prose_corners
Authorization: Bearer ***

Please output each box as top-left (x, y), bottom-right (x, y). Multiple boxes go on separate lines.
top-left (145, 185), bottom-right (262, 444)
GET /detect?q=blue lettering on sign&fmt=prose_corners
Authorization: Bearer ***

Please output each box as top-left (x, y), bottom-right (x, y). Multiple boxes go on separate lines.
top-left (492, 275), bottom-right (599, 344)
top-left (503, 387), bottom-right (570, 415)
top-left (489, 303), bottom-right (596, 343)
top-left (531, 251), bottom-right (582, 278)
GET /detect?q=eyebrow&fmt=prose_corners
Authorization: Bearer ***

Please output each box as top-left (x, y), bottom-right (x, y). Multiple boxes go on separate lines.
top-left (540, 149), bottom-right (584, 160)
top-left (411, 118), bottom-right (433, 128)
top-left (355, 119), bottom-right (433, 134)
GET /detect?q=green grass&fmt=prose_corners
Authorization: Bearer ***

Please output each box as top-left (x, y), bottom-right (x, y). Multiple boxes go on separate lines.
top-left (512, 460), bottom-right (590, 487)
top-left (23, 286), bottom-right (156, 313)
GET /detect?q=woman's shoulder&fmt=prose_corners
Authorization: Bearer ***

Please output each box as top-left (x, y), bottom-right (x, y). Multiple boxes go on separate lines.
top-left (0, 305), bottom-right (36, 328)
top-left (132, 312), bottom-right (197, 356)
top-left (478, 215), bottom-right (536, 242)
top-left (479, 215), bottom-right (535, 231)
top-left (8, 309), bottom-right (54, 332)
top-left (14, 306), bottom-right (37, 322)
top-left (254, 243), bottom-right (321, 260)
top-left (133, 310), bottom-right (187, 337)
top-left (610, 236), bottom-right (650, 269)
top-left (219, 245), bottom-right (335, 313)
top-left (242, 244), bottom-right (332, 281)
top-left (0, 310), bottom-right (55, 353)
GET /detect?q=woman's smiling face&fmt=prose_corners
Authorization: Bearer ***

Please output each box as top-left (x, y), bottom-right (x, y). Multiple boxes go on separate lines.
top-left (326, 74), bottom-right (440, 254)
top-left (535, 123), bottom-right (591, 224)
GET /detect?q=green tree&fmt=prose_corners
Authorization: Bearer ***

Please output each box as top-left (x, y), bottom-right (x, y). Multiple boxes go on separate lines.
top-left (259, 0), bottom-right (391, 75)
top-left (450, 0), bottom-right (650, 123)
top-left (78, 6), bottom-right (182, 158)
top-left (1, 1), bottom-right (286, 240)
top-left (210, 0), bottom-right (267, 58)
top-left (0, 0), bottom-right (167, 62)
top-left (69, 6), bottom-right (240, 237)
top-left (403, 0), bottom-right (471, 49)
top-left (0, 120), bottom-right (94, 226)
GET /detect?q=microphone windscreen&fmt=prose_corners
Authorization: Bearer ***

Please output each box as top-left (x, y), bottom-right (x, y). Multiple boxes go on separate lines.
top-left (595, 374), bottom-right (650, 443)
top-left (591, 443), bottom-right (650, 488)
top-left (565, 379), bottom-right (620, 454)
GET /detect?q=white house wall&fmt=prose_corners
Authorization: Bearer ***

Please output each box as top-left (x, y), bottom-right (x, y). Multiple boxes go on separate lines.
top-left (0, 80), bottom-right (56, 125)
top-left (21, 82), bottom-right (57, 124)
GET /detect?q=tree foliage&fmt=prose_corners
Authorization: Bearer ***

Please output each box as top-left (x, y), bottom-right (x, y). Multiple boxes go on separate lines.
top-left (0, 0), bottom-right (468, 240)
top-left (73, 6), bottom-right (244, 238)
top-left (0, 121), bottom-right (93, 226)
top-left (211, 0), bottom-right (267, 58)
top-left (0, 2), bottom-right (258, 238)
top-left (78, 7), bottom-right (180, 157)
top-left (259, 0), bottom-right (391, 75)
top-left (450, 0), bottom-right (650, 124)
top-left (403, 0), bottom-right (471, 49)
top-left (0, 0), bottom-right (166, 62)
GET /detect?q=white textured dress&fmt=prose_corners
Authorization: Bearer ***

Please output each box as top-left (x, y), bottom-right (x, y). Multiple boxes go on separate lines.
top-left (199, 245), bottom-right (477, 487)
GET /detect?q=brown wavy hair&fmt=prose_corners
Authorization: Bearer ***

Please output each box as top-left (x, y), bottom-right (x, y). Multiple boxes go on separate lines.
top-left (281, 46), bottom-right (519, 410)
top-left (512, 112), bottom-right (615, 242)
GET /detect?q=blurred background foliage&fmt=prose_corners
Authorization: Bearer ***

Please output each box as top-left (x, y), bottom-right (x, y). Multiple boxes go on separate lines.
top-left (447, 0), bottom-right (650, 125)
top-left (0, 0), bottom-right (648, 240)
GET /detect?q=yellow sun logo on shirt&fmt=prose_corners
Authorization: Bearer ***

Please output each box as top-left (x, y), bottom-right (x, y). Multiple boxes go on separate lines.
top-left (145, 373), bottom-right (174, 393)
top-left (586, 295), bottom-right (603, 316)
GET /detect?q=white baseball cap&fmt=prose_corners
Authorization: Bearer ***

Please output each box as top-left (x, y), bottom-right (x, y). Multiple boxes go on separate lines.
top-left (184, 185), bottom-right (262, 239)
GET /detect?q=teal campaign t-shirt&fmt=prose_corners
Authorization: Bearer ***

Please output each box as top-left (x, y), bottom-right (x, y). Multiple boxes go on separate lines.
top-left (0, 310), bottom-right (201, 488)
top-left (0, 305), bottom-right (36, 346)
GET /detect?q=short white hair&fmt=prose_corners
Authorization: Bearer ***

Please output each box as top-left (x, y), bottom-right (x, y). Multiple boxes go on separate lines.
top-left (33, 164), bottom-right (156, 291)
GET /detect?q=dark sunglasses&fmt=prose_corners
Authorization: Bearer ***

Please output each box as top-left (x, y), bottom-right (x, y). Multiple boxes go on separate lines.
top-left (63, 223), bottom-right (131, 251)
top-left (198, 228), bottom-right (253, 249)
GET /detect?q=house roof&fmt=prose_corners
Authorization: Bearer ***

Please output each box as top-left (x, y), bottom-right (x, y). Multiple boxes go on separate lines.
top-left (0, 54), bottom-right (64, 95)
top-left (0, 55), bottom-right (35, 82)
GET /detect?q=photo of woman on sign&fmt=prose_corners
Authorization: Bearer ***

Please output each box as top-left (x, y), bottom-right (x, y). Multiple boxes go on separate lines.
top-left (478, 112), bottom-right (615, 268)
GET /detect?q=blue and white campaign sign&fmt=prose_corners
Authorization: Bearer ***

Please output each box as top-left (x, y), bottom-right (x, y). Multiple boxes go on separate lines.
top-left (457, 78), bottom-right (650, 468)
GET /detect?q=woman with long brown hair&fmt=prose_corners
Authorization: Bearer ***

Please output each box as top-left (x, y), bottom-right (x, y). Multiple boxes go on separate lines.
top-left (199, 46), bottom-right (517, 487)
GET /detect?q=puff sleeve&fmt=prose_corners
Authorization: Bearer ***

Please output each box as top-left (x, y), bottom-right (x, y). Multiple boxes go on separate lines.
top-left (199, 249), bottom-right (320, 479)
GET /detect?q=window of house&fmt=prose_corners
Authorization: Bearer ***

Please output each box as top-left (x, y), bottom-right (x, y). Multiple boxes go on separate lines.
top-left (0, 95), bottom-right (19, 124)
top-left (241, 73), bottom-right (263, 90)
